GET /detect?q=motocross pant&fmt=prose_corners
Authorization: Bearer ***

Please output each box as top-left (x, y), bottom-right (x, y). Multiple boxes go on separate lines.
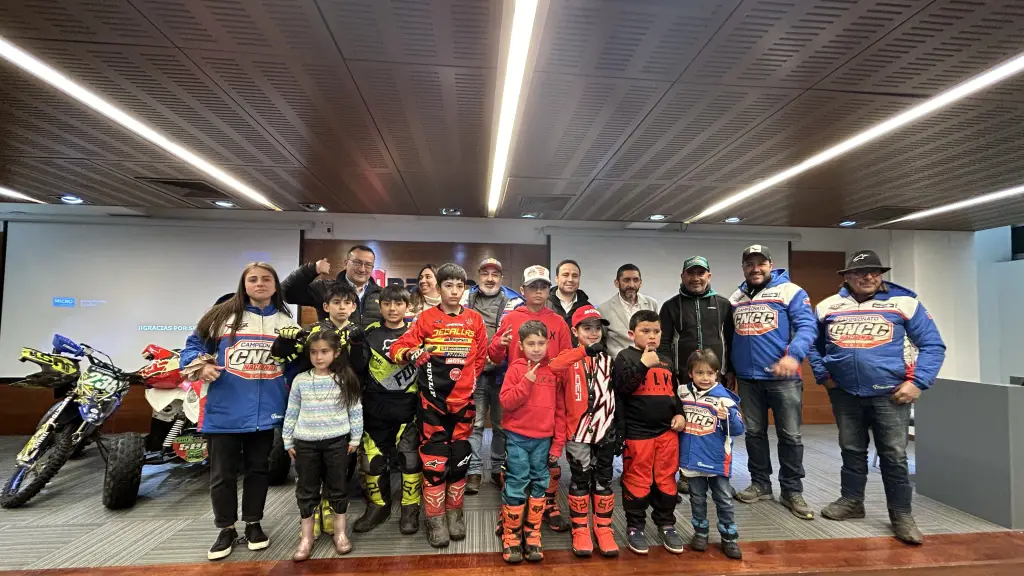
top-left (418, 400), bottom-right (474, 518)
top-left (360, 414), bottom-right (421, 507)
top-left (621, 430), bottom-right (679, 530)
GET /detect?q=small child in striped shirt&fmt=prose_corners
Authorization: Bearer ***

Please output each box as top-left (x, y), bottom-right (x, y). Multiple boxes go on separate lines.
top-left (283, 329), bottom-right (362, 561)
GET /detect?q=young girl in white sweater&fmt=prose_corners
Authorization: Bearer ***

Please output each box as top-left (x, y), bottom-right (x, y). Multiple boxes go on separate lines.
top-left (283, 328), bottom-right (363, 561)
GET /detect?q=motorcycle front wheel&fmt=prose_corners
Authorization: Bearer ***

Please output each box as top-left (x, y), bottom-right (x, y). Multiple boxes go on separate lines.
top-left (0, 426), bottom-right (75, 508)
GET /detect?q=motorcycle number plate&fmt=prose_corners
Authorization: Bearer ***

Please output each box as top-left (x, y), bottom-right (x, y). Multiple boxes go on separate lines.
top-left (171, 436), bottom-right (208, 463)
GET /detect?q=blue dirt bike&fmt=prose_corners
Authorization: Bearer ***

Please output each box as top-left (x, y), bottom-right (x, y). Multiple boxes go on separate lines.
top-left (0, 335), bottom-right (142, 509)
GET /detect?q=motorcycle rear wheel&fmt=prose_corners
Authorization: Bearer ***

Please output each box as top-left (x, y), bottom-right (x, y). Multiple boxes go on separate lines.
top-left (0, 426), bottom-right (75, 509)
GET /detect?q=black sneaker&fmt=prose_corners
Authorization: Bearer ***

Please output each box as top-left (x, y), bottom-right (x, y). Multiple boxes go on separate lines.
top-left (659, 525), bottom-right (684, 554)
top-left (722, 540), bottom-right (743, 560)
top-left (626, 528), bottom-right (648, 555)
top-left (243, 522), bottom-right (269, 551)
top-left (690, 532), bottom-right (708, 552)
top-left (208, 527), bottom-right (237, 561)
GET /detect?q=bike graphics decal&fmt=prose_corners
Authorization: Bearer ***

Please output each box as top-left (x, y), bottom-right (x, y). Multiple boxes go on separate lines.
top-left (171, 435), bottom-right (209, 462)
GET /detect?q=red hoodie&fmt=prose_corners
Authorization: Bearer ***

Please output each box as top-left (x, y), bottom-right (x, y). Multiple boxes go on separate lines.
top-left (500, 358), bottom-right (566, 456)
top-left (488, 305), bottom-right (572, 365)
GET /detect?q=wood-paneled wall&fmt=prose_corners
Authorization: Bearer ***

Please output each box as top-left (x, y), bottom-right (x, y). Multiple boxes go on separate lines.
top-left (789, 250), bottom-right (846, 425)
top-left (297, 239), bottom-right (549, 325)
top-left (0, 385), bottom-right (154, 435)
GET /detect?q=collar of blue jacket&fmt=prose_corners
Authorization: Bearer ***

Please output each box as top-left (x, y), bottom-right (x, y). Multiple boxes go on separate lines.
top-left (245, 302), bottom-right (280, 316)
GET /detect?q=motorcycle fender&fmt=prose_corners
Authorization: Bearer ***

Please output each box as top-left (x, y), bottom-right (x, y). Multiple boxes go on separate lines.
top-left (145, 388), bottom-right (187, 414)
top-left (16, 397), bottom-right (73, 464)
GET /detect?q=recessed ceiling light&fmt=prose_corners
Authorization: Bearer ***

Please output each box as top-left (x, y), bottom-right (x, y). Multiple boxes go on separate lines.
top-left (0, 186), bottom-right (46, 204)
top-left (521, 212), bottom-right (539, 218)
top-left (213, 200), bottom-right (237, 209)
top-left (299, 203), bottom-right (327, 212)
top-left (646, 214), bottom-right (667, 221)
top-left (687, 50), bottom-right (1024, 223)
top-left (723, 216), bottom-right (742, 223)
top-left (870, 183), bottom-right (1024, 228)
top-left (60, 194), bottom-right (84, 205)
top-left (0, 37), bottom-right (280, 211)
top-left (486, 0), bottom-right (540, 217)
top-left (839, 220), bottom-right (857, 227)
top-left (440, 208), bottom-right (462, 216)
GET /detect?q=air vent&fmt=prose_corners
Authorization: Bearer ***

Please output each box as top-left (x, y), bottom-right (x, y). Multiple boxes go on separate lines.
top-left (138, 178), bottom-right (232, 200)
top-left (518, 195), bottom-right (573, 212)
top-left (845, 206), bottom-right (918, 225)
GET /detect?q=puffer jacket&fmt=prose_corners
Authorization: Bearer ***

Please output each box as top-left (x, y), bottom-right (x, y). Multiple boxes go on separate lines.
top-left (678, 382), bottom-right (745, 477)
top-left (182, 303), bottom-right (298, 434)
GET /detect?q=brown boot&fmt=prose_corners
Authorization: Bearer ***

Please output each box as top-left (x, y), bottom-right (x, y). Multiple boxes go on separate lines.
top-left (524, 496), bottom-right (546, 562)
top-left (567, 494), bottom-right (593, 557)
top-left (292, 516), bottom-right (316, 562)
top-left (543, 464), bottom-right (569, 532)
top-left (592, 493), bottom-right (619, 557)
top-left (500, 503), bottom-right (525, 563)
top-left (332, 512), bottom-right (352, 555)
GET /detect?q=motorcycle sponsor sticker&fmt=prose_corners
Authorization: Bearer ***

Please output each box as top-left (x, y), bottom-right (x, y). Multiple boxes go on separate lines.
top-left (734, 304), bottom-right (778, 336)
top-left (449, 368), bottom-right (462, 381)
top-left (828, 314), bottom-right (894, 349)
top-left (225, 340), bottom-right (281, 379)
top-left (171, 435), bottom-right (209, 462)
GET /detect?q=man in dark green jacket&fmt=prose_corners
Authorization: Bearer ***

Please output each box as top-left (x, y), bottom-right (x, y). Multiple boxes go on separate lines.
top-left (657, 256), bottom-right (735, 495)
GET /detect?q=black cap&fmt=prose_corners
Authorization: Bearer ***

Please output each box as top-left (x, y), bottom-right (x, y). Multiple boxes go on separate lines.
top-left (741, 244), bottom-right (772, 263)
top-left (839, 250), bottom-right (891, 275)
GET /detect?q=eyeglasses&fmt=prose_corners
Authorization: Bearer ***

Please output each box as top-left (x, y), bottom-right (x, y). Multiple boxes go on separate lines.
top-left (846, 269), bottom-right (883, 278)
top-left (348, 259), bottom-right (374, 270)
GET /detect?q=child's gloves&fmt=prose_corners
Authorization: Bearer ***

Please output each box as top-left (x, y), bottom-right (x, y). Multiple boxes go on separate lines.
top-left (584, 342), bottom-right (605, 357)
top-left (407, 345), bottom-right (436, 368)
top-left (347, 326), bottom-right (366, 345)
top-left (278, 326), bottom-right (303, 340)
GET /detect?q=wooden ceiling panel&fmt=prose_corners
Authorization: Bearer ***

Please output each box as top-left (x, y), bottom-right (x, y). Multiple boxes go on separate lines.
top-left (511, 73), bottom-right (670, 180)
top-left (679, 0), bottom-right (927, 88)
top-left (496, 177), bottom-right (587, 219)
top-left (0, 158), bottom-right (190, 207)
top-left (534, 0), bottom-right (740, 81)
top-left (564, 180), bottom-right (671, 221)
top-left (319, 0), bottom-right (500, 66)
top-left (0, 0), bottom-right (169, 45)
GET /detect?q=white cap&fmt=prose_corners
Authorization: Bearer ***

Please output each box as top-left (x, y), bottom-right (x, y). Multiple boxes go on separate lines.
top-left (522, 265), bottom-right (551, 287)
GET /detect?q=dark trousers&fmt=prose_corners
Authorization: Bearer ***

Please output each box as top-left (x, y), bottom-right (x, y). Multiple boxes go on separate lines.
top-left (208, 429), bottom-right (274, 528)
top-left (688, 476), bottom-right (738, 541)
top-left (738, 378), bottom-right (805, 494)
top-left (828, 387), bottom-right (913, 512)
top-left (565, 435), bottom-right (616, 496)
top-left (293, 435), bottom-right (352, 518)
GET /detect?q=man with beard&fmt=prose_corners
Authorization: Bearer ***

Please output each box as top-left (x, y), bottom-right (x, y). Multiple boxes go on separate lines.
top-left (599, 264), bottom-right (658, 358)
top-left (463, 258), bottom-right (523, 493)
top-left (658, 256), bottom-right (734, 495)
top-left (808, 250), bottom-right (944, 545)
top-left (729, 245), bottom-right (817, 521)
top-left (546, 260), bottom-right (591, 344)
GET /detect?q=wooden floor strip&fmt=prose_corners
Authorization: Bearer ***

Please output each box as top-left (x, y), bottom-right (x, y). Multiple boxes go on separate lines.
top-left (4, 531), bottom-right (1022, 576)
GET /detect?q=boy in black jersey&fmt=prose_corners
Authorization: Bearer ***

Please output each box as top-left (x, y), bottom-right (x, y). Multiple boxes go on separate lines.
top-left (349, 285), bottom-right (421, 535)
top-left (614, 310), bottom-right (686, 556)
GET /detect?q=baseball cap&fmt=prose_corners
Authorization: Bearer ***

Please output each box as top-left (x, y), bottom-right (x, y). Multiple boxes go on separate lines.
top-left (571, 304), bottom-right (610, 328)
top-left (839, 250), bottom-right (891, 275)
top-left (683, 256), bottom-right (710, 272)
top-left (478, 258), bottom-right (503, 273)
top-left (742, 244), bottom-right (772, 263)
top-left (522, 265), bottom-right (552, 287)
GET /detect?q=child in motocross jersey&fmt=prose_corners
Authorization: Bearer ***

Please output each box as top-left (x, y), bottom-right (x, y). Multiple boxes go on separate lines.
top-left (349, 285), bottom-right (422, 535)
top-left (390, 263), bottom-right (488, 549)
top-left (547, 304), bottom-right (619, 558)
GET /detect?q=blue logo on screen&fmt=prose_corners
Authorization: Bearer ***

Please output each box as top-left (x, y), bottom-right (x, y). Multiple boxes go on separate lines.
top-left (52, 297), bottom-right (76, 308)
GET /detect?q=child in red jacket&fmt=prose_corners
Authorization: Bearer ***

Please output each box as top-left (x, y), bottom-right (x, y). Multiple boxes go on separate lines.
top-left (498, 320), bottom-right (566, 564)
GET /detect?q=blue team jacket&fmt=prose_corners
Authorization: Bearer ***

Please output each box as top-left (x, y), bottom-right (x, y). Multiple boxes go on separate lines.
top-left (678, 382), bottom-right (745, 477)
top-left (181, 303), bottom-right (298, 434)
top-left (728, 269), bottom-right (818, 381)
top-left (808, 282), bottom-right (946, 396)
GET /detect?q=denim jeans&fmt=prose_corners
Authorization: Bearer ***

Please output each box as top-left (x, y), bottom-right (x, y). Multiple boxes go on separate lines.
top-left (827, 387), bottom-right (913, 512)
top-left (502, 430), bottom-right (551, 506)
top-left (738, 379), bottom-right (805, 494)
top-left (688, 475), bottom-right (737, 540)
top-left (468, 370), bottom-right (505, 475)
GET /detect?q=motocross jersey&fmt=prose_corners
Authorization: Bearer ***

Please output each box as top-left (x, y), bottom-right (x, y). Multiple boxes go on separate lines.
top-left (389, 305), bottom-right (488, 414)
top-left (353, 322), bottom-right (418, 422)
top-left (549, 346), bottom-right (616, 444)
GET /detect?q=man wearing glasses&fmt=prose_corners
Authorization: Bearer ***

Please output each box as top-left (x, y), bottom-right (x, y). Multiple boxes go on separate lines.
top-left (281, 244), bottom-right (383, 329)
top-left (808, 250), bottom-right (945, 545)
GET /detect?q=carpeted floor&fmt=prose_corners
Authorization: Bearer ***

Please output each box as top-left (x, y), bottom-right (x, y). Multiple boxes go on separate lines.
top-left (0, 425), bottom-right (1004, 569)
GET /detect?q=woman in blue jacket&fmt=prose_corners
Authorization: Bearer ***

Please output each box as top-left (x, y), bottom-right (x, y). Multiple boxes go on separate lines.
top-left (182, 262), bottom-right (298, 561)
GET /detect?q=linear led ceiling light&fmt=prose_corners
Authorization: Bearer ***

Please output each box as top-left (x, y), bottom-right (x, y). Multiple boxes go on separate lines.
top-left (869, 183), bottom-right (1024, 228)
top-left (0, 36), bottom-right (280, 211)
top-left (487, 0), bottom-right (539, 217)
top-left (688, 50), bottom-right (1024, 223)
top-left (0, 185), bottom-right (46, 204)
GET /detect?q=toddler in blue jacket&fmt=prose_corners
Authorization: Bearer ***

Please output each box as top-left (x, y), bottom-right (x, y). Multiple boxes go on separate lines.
top-left (678, 349), bottom-right (745, 560)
